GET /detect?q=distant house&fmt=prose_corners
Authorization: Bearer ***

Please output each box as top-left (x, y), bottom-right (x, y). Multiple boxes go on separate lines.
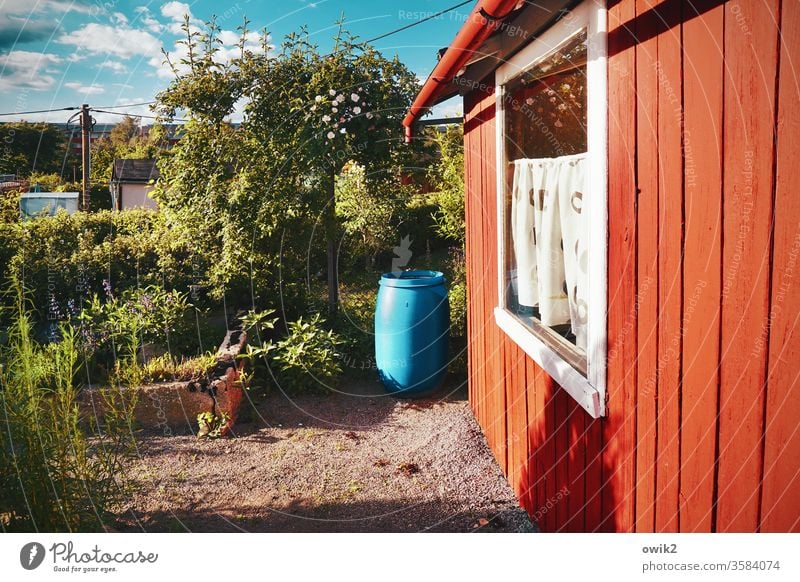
top-left (110, 159), bottom-right (159, 210)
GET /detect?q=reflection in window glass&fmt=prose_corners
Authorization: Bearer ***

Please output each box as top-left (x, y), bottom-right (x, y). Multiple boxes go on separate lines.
top-left (503, 29), bottom-right (589, 363)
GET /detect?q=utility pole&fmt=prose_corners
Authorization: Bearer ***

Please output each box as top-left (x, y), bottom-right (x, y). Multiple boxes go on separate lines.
top-left (79, 103), bottom-right (91, 211)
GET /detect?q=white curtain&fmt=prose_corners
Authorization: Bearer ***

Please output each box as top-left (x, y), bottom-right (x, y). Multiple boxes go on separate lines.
top-left (510, 153), bottom-right (588, 352)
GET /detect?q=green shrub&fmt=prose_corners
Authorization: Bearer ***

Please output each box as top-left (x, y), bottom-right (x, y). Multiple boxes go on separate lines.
top-left (77, 284), bottom-right (195, 382)
top-left (445, 246), bottom-right (468, 376)
top-left (197, 411), bottom-right (230, 439)
top-left (336, 162), bottom-right (415, 269)
top-left (427, 126), bottom-right (465, 244)
top-left (0, 280), bottom-right (136, 531)
top-left (270, 314), bottom-right (343, 393)
top-left (238, 309), bottom-right (278, 393)
top-left (336, 286), bottom-right (377, 374)
top-left (7, 210), bottom-right (182, 318)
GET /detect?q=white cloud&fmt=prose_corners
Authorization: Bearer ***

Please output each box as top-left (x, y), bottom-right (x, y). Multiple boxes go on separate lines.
top-left (160, 1), bottom-right (192, 21)
top-left (142, 16), bottom-right (164, 34)
top-left (65, 81), bottom-right (104, 94)
top-left (132, 6), bottom-right (165, 34)
top-left (0, 50), bottom-right (62, 91)
top-left (57, 23), bottom-right (161, 60)
top-left (161, 1), bottom-right (202, 35)
top-left (217, 29), bottom-right (241, 46)
top-left (0, 0), bottom-right (94, 15)
top-left (98, 60), bottom-right (127, 73)
top-left (430, 97), bottom-right (463, 120)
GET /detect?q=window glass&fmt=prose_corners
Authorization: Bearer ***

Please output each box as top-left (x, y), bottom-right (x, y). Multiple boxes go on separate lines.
top-left (503, 29), bottom-right (589, 371)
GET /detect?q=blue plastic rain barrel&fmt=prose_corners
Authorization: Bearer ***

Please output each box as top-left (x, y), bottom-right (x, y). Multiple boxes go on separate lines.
top-left (374, 270), bottom-right (449, 396)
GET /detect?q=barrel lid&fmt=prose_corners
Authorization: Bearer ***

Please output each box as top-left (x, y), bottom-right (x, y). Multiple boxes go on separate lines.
top-left (379, 270), bottom-right (445, 288)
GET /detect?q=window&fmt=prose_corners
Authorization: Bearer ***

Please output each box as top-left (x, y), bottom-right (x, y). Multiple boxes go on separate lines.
top-left (494, 0), bottom-right (607, 417)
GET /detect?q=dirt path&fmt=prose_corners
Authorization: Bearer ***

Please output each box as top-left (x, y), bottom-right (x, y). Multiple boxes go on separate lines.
top-left (116, 381), bottom-right (535, 532)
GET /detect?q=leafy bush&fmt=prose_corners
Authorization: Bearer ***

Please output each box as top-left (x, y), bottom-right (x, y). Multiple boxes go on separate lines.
top-left (336, 285), bottom-right (377, 374)
top-left (5, 209), bottom-right (186, 317)
top-left (270, 314), bottom-right (343, 393)
top-left (79, 284), bottom-right (192, 353)
top-left (238, 309), bottom-right (278, 393)
top-left (446, 246), bottom-right (468, 376)
top-left (77, 284), bottom-right (195, 383)
top-left (402, 195), bottom-right (445, 261)
top-left (196, 411), bottom-right (230, 439)
top-left (428, 126), bottom-right (465, 244)
top-left (0, 209), bottom-right (212, 345)
top-left (0, 281), bottom-right (136, 531)
top-left (336, 162), bottom-right (414, 269)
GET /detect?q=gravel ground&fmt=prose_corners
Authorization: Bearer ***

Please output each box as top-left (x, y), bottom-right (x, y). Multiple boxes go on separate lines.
top-left (115, 380), bottom-right (536, 533)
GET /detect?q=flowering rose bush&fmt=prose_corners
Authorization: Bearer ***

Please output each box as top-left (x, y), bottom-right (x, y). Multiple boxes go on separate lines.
top-left (153, 18), bottom-right (428, 317)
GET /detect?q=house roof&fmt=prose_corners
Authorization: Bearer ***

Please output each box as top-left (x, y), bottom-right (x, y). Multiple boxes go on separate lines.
top-left (402, 0), bottom-right (576, 141)
top-left (111, 159), bottom-right (159, 183)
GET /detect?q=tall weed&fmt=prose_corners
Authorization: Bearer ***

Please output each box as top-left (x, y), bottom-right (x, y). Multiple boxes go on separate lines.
top-left (0, 278), bottom-right (136, 532)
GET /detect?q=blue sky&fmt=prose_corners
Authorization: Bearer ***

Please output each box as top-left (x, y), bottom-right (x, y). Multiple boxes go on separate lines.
top-left (0, 0), bottom-right (469, 124)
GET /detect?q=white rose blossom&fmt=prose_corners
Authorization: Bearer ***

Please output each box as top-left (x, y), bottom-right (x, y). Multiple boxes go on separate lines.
top-left (327, 131), bottom-right (335, 139)
top-left (353, 106), bottom-right (361, 115)
top-left (322, 115), bottom-right (331, 122)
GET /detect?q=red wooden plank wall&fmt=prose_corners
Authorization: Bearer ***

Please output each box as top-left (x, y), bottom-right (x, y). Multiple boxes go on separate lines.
top-left (462, 0), bottom-right (800, 532)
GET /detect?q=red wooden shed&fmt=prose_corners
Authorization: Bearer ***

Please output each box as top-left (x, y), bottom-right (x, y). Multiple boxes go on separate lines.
top-left (404, 0), bottom-right (800, 532)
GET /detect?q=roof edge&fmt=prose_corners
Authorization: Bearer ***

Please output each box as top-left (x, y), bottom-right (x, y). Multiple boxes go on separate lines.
top-left (401, 0), bottom-right (524, 142)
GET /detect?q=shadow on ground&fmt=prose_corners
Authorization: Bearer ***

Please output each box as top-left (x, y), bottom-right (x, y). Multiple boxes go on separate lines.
top-left (117, 498), bottom-right (534, 533)
top-left (118, 377), bottom-right (534, 533)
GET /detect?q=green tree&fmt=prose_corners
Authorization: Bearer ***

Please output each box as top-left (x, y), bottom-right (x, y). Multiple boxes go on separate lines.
top-left (336, 161), bottom-right (410, 269)
top-left (0, 122), bottom-right (69, 177)
top-left (109, 115), bottom-right (139, 147)
top-left (90, 116), bottom-right (166, 183)
top-left (152, 16), bottom-right (425, 318)
top-left (428, 126), bottom-right (465, 244)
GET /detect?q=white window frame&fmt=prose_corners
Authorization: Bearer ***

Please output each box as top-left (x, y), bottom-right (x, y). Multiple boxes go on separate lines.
top-left (494, 0), bottom-right (607, 418)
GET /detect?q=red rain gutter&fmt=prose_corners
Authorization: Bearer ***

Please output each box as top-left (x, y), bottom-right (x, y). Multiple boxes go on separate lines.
top-left (402, 0), bottom-right (523, 142)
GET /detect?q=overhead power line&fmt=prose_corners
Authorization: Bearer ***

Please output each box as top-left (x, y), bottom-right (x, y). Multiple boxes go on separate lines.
top-left (92, 109), bottom-right (187, 122)
top-left (93, 101), bottom-right (156, 109)
top-left (364, 0), bottom-right (474, 44)
top-left (0, 106), bottom-right (79, 117)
